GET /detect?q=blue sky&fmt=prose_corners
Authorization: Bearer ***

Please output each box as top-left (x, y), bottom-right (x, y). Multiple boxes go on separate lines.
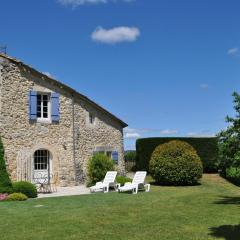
top-left (0, 0), bottom-right (240, 150)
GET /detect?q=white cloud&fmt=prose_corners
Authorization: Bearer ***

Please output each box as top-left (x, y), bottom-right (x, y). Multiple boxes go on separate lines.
top-left (125, 132), bottom-right (141, 139)
top-left (124, 127), bottom-right (157, 134)
top-left (186, 132), bottom-right (215, 137)
top-left (200, 84), bottom-right (209, 90)
top-left (124, 127), bottom-right (141, 139)
top-left (124, 127), bottom-right (137, 133)
top-left (227, 47), bottom-right (239, 56)
top-left (124, 127), bottom-right (179, 137)
top-left (160, 129), bottom-right (178, 135)
top-left (58, 0), bottom-right (134, 7)
top-left (91, 26), bottom-right (140, 44)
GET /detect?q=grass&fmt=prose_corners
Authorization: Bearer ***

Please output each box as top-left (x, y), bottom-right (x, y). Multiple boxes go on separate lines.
top-left (1, 174), bottom-right (240, 240)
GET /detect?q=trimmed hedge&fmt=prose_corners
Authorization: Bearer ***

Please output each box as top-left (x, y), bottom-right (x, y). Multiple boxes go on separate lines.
top-left (136, 137), bottom-right (218, 173)
top-left (150, 140), bottom-right (203, 185)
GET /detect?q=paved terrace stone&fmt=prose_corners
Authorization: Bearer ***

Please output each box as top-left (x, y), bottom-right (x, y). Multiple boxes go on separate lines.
top-left (38, 185), bottom-right (91, 198)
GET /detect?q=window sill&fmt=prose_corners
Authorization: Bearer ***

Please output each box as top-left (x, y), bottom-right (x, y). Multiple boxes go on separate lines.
top-left (37, 118), bottom-right (52, 124)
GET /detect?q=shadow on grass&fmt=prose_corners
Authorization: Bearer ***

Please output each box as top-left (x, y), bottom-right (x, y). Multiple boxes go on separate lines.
top-left (214, 196), bottom-right (240, 205)
top-left (149, 181), bottom-right (201, 187)
top-left (209, 225), bottom-right (240, 240)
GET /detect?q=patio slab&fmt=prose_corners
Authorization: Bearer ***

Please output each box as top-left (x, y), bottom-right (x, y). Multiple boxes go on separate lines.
top-left (38, 185), bottom-right (90, 198)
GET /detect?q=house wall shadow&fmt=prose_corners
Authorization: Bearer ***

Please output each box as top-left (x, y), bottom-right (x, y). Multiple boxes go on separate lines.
top-left (209, 225), bottom-right (240, 240)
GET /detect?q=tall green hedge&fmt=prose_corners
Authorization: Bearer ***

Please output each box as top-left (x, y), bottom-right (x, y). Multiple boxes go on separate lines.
top-left (136, 137), bottom-right (218, 173)
top-left (0, 136), bottom-right (12, 193)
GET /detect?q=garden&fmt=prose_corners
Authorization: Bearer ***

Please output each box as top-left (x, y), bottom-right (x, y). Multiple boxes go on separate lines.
top-left (1, 93), bottom-right (240, 239)
top-left (0, 174), bottom-right (240, 240)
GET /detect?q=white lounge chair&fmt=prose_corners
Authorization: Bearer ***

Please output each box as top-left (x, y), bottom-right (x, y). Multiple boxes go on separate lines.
top-left (90, 171), bottom-right (119, 193)
top-left (118, 171), bottom-right (150, 194)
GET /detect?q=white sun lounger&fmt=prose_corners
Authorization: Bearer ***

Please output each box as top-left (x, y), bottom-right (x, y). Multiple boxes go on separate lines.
top-left (90, 171), bottom-right (118, 193)
top-left (118, 171), bottom-right (150, 194)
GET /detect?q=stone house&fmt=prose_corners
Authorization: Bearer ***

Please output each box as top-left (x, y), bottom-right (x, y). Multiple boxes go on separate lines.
top-left (0, 53), bottom-right (127, 186)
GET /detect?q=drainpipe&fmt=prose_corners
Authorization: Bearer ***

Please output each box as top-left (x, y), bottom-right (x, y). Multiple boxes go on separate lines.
top-left (71, 94), bottom-right (77, 185)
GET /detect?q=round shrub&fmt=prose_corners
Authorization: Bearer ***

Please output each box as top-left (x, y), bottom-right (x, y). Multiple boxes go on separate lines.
top-left (87, 153), bottom-right (114, 185)
top-left (6, 193), bottom-right (28, 201)
top-left (12, 181), bottom-right (37, 198)
top-left (116, 176), bottom-right (132, 186)
top-left (150, 140), bottom-right (203, 185)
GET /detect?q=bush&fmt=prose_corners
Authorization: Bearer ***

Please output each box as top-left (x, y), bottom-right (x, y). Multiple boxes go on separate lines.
top-left (87, 153), bottom-right (114, 185)
top-left (6, 193), bottom-right (28, 201)
top-left (136, 137), bottom-right (218, 173)
top-left (0, 136), bottom-right (12, 193)
top-left (149, 140), bottom-right (203, 185)
top-left (116, 176), bottom-right (132, 186)
top-left (226, 167), bottom-right (240, 186)
top-left (12, 181), bottom-right (37, 198)
top-left (0, 186), bottom-right (13, 194)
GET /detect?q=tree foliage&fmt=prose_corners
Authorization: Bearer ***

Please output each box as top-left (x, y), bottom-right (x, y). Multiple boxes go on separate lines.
top-left (125, 151), bottom-right (136, 163)
top-left (218, 92), bottom-right (240, 175)
top-left (0, 136), bottom-right (12, 193)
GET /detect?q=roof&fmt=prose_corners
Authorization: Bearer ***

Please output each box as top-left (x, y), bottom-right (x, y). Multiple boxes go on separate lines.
top-left (0, 53), bottom-right (128, 128)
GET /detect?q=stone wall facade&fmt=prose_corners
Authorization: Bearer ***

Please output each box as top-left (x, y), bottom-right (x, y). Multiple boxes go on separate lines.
top-left (0, 56), bottom-right (126, 186)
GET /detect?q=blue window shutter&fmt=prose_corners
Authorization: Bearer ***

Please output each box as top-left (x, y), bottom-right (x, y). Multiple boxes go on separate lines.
top-left (51, 92), bottom-right (60, 122)
top-left (112, 151), bottom-right (119, 164)
top-left (29, 90), bottom-right (37, 120)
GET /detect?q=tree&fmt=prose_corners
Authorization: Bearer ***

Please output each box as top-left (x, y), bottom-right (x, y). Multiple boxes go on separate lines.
top-left (218, 92), bottom-right (240, 176)
top-left (0, 136), bottom-right (12, 193)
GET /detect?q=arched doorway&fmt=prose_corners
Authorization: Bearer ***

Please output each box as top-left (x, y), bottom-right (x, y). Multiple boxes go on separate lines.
top-left (33, 149), bottom-right (52, 183)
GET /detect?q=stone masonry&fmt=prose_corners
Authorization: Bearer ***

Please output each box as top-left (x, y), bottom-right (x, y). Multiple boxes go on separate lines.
top-left (0, 54), bottom-right (127, 186)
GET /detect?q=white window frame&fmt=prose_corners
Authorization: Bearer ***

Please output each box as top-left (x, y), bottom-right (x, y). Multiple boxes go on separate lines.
top-left (33, 149), bottom-right (53, 184)
top-left (94, 150), bottom-right (112, 158)
top-left (34, 149), bottom-right (50, 171)
top-left (37, 93), bottom-right (51, 123)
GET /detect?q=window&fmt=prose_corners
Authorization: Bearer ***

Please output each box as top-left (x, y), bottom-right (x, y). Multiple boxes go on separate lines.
top-left (89, 112), bottom-right (95, 125)
top-left (29, 91), bottom-right (60, 122)
top-left (37, 93), bottom-right (50, 121)
top-left (34, 149), bottom-right (49, 170)
top-left (93, 149), bottom-right (119, 164)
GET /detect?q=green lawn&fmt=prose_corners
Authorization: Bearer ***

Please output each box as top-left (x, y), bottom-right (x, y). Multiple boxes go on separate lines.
top-left (1, 174), bottom-right (240, 240)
